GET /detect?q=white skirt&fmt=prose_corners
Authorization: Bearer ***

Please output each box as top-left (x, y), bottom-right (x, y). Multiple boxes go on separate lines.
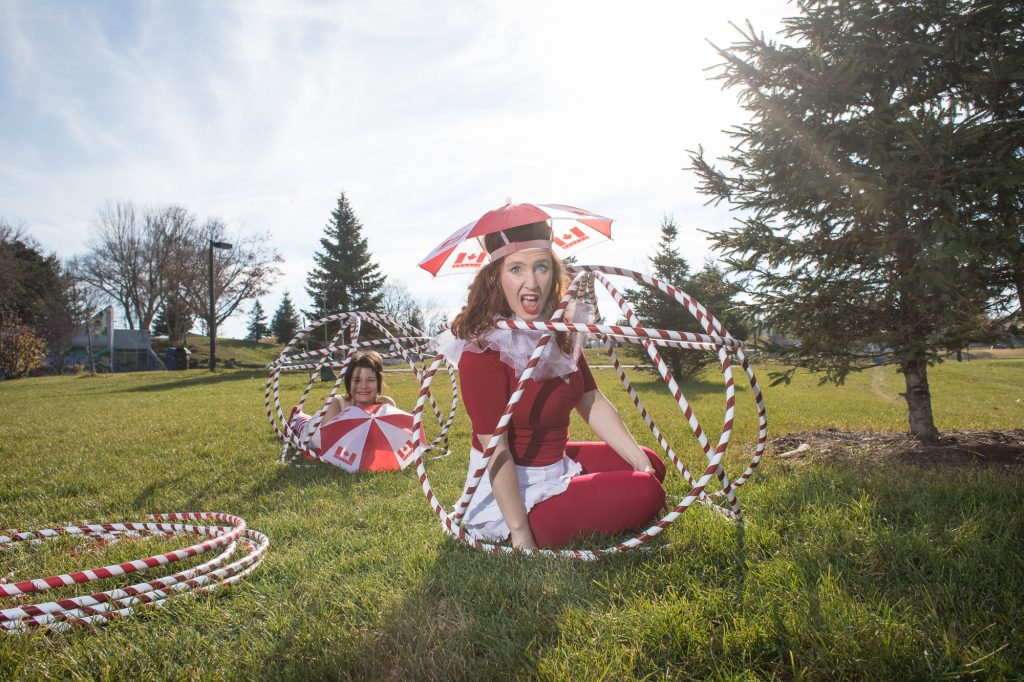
top-left (461, 447), bottom-right (583, 541)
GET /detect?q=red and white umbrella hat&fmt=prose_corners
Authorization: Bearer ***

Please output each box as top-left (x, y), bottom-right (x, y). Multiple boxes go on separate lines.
top-left (318, 404), bottom-right (419, 473)
top-left (418, 200), bottom-right (614, 276)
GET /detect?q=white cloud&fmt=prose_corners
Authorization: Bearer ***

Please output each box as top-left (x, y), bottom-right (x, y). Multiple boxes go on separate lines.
top-left (0, 0), bottom-right (792, 337)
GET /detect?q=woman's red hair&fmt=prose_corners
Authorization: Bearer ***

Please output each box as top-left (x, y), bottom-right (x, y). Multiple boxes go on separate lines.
top-left (450, 251), bottom-right (573, 353)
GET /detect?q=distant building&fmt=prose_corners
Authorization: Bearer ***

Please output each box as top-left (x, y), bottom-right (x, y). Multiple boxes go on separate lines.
top-left (56, 308), bottom-right (166, 373)
top-left (765, 331), bottom-right (800, 348)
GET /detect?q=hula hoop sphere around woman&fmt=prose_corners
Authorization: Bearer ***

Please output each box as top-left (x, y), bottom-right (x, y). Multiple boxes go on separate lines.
top-left (436, 220), bottom-right (667, 551)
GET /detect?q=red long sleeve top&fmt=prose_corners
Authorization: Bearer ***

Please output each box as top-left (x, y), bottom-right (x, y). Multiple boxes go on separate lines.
top-left (458, 349), bottom-right (597, 467)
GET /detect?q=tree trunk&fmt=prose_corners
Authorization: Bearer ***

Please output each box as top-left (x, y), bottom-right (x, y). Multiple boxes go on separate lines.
top-left (900, 357), bottom-right (939, 442)
top-left (1014, 267), bottom-right (1024, 321)
top-left (998, 190), bottom-right (1023, 315)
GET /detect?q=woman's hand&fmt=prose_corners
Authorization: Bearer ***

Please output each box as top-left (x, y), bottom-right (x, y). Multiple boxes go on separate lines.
top-left (480, 432), bottom-right (538, 551)
top-left (509, 526), bottom-right (539, 551)
top-left (577, 389), bottom-right (655, 472)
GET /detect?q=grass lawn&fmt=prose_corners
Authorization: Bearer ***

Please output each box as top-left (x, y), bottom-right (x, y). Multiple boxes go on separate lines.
top-left (1, 356), bottom-right (1022, 679)
top-left (154, 336), bottom-right (283, 369)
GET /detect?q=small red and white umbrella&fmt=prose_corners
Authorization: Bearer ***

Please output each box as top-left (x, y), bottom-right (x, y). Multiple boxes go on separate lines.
top-left (418, 201), bottom-right (614, 276)
top-left (319, 404), bottom-right (419, 473)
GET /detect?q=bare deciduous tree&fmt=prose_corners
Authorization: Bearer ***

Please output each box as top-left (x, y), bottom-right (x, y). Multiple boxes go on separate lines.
top-left (154, 206), bottom-right (202, 343)
top-left (74, 201), bottom-right (168, 330)
top-left (189, 218), bottom-right (283, 335)
top-left (74, 201), bottom-right (282, 343)
top-left (380, 281), bottom-right (418, 325)
top-left (380, 280), bottom-right (448, 334)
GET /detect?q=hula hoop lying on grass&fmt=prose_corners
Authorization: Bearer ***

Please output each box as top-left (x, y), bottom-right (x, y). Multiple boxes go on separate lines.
top-left (411, 265), bottom-right (767, 559)
top-left (0, 512), bottom-right (268, 634)
top-left (266, 311), bottom-right (458, 466)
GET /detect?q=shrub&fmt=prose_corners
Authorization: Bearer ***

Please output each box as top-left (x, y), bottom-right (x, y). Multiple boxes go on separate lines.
top-left (0, 319), bottom-right (47, 379)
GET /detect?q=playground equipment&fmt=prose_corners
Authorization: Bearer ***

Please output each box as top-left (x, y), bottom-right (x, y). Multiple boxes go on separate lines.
top-left (0, 512), bottom-right (268, 633)
top-left (266, 312), bottom-right (457, 467)
top-left (411, 265), bottom-right (768, 559)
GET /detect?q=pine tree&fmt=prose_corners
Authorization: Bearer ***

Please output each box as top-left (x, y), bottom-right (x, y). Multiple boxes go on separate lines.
top-left (688, 0), bottom-right (1020, 441)
top-left (648, 216), bottom-right (688, 285)
top-left (305, 191), bottom-right (386, 317)
top-left (0, 223), bottom-right (65, 332)
top-left (271, 292), bottom-right (301, 344)
top-left (628, 216), bottom-right (746, 381)
top-left (246, 300), bottom-right (269, 340)
top-left (628, 217), bottom-right (690, 379)
top-left (686, 261), bottom-right (749, 343)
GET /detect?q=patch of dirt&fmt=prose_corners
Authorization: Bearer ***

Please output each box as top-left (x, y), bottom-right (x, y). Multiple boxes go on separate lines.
top-left (770, 429), bottom-right (1024, 468)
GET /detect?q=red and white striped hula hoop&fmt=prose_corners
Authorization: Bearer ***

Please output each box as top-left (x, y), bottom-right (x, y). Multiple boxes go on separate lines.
top-left (578, 265), bottom-right (767, 492)
top-left (266, 312), bottom-right (458, 466)
top-left (411, 265), bottom-right (767, 559)
top-left (0, 512), bottom-right (268, 634)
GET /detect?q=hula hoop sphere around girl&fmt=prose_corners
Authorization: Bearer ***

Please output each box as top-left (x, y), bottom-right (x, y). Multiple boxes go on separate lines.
top-left (414, 202), bottom-right (768, 559)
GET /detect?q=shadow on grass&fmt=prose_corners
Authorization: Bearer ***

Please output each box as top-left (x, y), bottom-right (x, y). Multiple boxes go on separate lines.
top-left (131, 475), bottom-right (192, 509)
top-left (599, 367), bottom-right (739, 401)
top-left (314, 505), bottom-right (751, 680)
top-left (242, 458), bottom-right (367, 505)
top-left (113, 370), bottom-right (265, 394)
top-left (324, 541), bottom-right (652, 679)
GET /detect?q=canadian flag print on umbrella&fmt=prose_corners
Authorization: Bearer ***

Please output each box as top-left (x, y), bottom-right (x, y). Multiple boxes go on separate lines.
top-left (418, 202), bottom-right (614, 276)
top-left (319, 404), bottom-right (419, 473)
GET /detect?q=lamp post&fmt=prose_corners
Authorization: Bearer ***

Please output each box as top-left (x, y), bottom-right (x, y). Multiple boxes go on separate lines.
top-left (209, 239), bottom-right (233, 371)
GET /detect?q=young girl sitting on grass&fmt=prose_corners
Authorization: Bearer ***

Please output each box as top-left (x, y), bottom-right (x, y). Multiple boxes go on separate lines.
top-left (289, 350), bottom-right (396, 453)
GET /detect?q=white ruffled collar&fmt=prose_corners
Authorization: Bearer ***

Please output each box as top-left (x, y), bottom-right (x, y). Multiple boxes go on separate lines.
top-left (435, 308), bottom-right (592, 381)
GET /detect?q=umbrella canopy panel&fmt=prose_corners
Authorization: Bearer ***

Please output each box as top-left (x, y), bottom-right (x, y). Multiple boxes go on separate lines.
top-left (319, 404), bottom-right (418, 473)
top-left (419, 202), bottom-right (613, 276)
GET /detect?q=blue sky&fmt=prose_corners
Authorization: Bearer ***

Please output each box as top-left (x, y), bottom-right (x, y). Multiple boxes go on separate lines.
top-left (1, 0), bottom-right (793, 337)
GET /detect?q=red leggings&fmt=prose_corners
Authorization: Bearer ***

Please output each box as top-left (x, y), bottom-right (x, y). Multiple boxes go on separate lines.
top-left (527, 443), bottom-right (667, 548)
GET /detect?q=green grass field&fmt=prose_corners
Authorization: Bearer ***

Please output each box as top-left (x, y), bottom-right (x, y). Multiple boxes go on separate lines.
top-left (154, 336), bottom-right (282, 368)
top-left (1, 357), bottom-right (1022, 679)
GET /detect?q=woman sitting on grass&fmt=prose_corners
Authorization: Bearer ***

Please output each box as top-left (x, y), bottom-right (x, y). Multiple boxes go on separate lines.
top-left (289, 350), bottom-right (396, 453)
top-left (438, 220), bottom-right (666, 550)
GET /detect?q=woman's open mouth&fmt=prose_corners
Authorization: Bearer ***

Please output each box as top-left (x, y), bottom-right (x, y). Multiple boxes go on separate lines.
top-left (520, 293), bottom-right (541, 317)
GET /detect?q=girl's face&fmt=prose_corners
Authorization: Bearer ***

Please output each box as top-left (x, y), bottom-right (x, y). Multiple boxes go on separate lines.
top-left (499, 249), bottom-right (554, 321)
top-left (349, 366), bottom-right (379, 406)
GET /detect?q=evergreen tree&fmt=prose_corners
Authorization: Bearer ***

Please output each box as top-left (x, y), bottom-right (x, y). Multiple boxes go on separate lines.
top-left (688, 0), bottom-right (1019, 441)
top-left (648, 216), bottom-right (688, 285)
top-left (628, 216), bottom-right (746, 380)
top-left (271, 292), bottom-right (301, 344)
top-left (305, 191), bottom-right (386, 317)
top-left (0, 223), bottom-right (65, 332)
top-left (246, 300), bottom-right (269, 340)
top-left (687, 261), bottom-right (750, 343)
top-left (627, 216), bottom-right (690, 378)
